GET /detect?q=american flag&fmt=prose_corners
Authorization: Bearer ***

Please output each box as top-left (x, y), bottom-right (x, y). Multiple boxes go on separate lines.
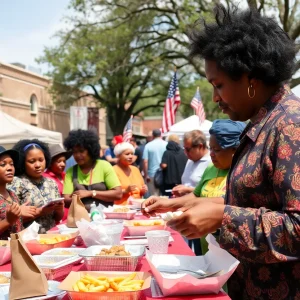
top-left (123, 115), bottom-right (133, 142)
top-left (191, 87), bottom-right (206, 123)
top-left (162, 71), bottom-right (181, 133)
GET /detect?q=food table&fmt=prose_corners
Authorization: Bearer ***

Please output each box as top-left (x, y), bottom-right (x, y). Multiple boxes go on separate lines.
top-left (0, 217), bottom-right (230, 300)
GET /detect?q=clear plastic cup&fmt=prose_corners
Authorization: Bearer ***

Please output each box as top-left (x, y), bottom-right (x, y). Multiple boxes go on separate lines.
top-left (145, 230), bottom-right (170, 254)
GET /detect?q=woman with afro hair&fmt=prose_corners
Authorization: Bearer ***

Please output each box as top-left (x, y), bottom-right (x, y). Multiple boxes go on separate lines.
top-left (63, 129), bottom-right (121, 211)
top-left (8, 139), bottom-right (64, 233)
top-left (142, 4), bottom-right (300, 299)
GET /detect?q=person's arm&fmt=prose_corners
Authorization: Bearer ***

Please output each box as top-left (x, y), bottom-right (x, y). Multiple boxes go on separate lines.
top-left (62, 168), bottom-right (74, 208)
top-left (52, 184), bottom-right (64, 223)
top-left (160, 151), bottom-right (168, 169)
top-left (105, 148), bottom-right (118, 164)
top-left (142, 145), bottom-right (149, 181)
top-left (219, 123), bottom-right (300, 263)
top-left (172, 184), bottom-right (195, 196)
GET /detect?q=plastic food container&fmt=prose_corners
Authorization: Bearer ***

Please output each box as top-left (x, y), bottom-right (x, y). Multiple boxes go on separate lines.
top-left (124, 220), bottom-right (165, 236)
top-left (33, 255), bottom-right (81, 281)
top-left (25, 233), bottom-right (78, 255)
top-left (59, 271), bottom-right (151, 300)
top-left (41, 248), bottom-right (84, 257)
top-left (103, 210), bottom-right (136, 220)
top-left (0, 241), bottom-right (11, 265)
top-left (79, 245), bottom-right (145, 271)
top-left (0, 272), bottom-right (10, 286)
top-left (128, 198), bottom-right (144, 209)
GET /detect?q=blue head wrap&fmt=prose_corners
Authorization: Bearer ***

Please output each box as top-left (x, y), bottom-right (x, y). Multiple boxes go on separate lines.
top-left (23, 143), bottom-right (42, 152)
top-left (209, 119), bottom-right (246, 149)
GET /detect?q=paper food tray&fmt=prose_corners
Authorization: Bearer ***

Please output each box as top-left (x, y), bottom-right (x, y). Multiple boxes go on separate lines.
top-left (0, 272), bottom-right (10, 286)
top-left (79, 245), bottom-right (145, 271)
top-left (59, 271), bottom-right (151, 300)
top-left (124, 220), bottom-right (165, 236)
top-left (0, 280), bottom-right (66, 300)
top-left (121, 235), bottom-right (174, 246)
top-left (33, 255), bottom-right (81, 269)
top-left (41, 248), bottom-right (84, 257)
top-left (0, 243), bottom-right (11, 266)
top-left (25, 233), bottom-right (78, 255)
top-left (146, 234), bottom-right (239, 296)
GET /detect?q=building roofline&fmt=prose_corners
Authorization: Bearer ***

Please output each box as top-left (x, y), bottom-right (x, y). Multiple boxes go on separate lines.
top-left (0, 61), bottom-right (50, 82)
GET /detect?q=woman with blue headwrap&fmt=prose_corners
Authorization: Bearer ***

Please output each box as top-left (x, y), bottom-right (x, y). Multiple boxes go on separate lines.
top-left (193, 120), bottom-right (245, 199)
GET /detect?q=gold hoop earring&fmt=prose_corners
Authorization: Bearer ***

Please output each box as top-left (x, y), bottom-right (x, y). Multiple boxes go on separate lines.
top-left (248, 84), bottom-right (255, 99)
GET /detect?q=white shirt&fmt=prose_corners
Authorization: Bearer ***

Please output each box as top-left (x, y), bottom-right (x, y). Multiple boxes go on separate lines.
top-left (181, 152), bottom-right (211, 188)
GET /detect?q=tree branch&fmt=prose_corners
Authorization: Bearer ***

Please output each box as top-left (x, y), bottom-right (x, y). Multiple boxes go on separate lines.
top-left (133, 101), bottom-right (166, 115)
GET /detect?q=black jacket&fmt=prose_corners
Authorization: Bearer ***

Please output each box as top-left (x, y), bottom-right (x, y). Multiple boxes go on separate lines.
top-left (161, 141), bottom-right (188, 185)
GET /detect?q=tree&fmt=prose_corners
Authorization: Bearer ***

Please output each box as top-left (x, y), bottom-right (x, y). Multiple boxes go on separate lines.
top-left (39, 0), bottom-right (300, 134)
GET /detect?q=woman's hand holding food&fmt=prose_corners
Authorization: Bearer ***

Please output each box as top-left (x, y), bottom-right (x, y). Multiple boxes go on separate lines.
top-left (53, 201), bottom-right (64, 213)
top-left (172, 184), bottom-right (192, 197)
top-left (36, 204), bottom-right (56, 217)
top-left (5, 202), bottom-right (21, 225)
top-left (167, 201), bottom-right (225, 239)
top-left (126, 185), bottom-right (138, 194)
top-left (142, 196), bottom-right (180, 217)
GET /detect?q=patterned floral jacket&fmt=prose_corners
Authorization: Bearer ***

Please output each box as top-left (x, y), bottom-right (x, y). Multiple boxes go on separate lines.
top-left (0, 190), bottom-right (23, 240)
top-left (219, 85), bottom-right (300, 300)
top-left (8, 176), bottom-right (60, 233)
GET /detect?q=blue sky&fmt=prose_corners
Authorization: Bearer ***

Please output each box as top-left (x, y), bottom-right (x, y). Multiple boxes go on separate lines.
top-left (0, 0), bottom-right (70, 72)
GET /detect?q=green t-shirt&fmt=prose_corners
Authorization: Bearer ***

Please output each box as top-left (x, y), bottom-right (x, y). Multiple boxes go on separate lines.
top-left (63, 159), bottom-right (120, 194)
top-left (193, 164), bottom-right (228, 198)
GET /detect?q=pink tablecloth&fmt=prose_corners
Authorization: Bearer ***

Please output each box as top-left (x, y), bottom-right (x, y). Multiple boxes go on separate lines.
top-left (0, 220), bottom-right (230, 300)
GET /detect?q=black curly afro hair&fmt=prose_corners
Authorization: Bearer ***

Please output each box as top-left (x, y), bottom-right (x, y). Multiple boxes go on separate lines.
top-left (63, 129), bottom-right (100, 161)
top-left (188, 5), bottom-right (296, 85)
top-left (12, 139), bottom-right (51, 176)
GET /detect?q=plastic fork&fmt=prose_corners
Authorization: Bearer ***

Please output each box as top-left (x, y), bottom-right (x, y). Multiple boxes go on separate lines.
top-left (158, 268), bottom-right (223, 279)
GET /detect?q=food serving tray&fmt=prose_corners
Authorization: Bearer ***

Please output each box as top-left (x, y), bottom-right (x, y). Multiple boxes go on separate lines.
top-left (79, 245), bottom-right (145, 271)
top-left (103, 210), bottom-right (136, 220)
top-left (124, 220), bottom-right (165, 236)
top-left (33, 255), bottom-right (81, 281)
top-left (0, 272), bottom-right (11, 286)
top-left (25, 233), bottom-right (78, 255)
top-left (59, 271), bottom-right (151, 300)
top-left (41, 248), bottom-right (84, 257)
top-left (0, 241), bottom-right (11, 266)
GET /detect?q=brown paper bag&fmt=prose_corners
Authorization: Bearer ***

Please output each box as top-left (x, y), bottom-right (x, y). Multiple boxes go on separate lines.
top-left (9, 233), bottom-right (48, 300)
top-left (67, 194), bottom-right (90, 228)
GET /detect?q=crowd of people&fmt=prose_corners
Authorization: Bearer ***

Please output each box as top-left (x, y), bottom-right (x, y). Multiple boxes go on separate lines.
top-left (0, 4), bottom-right (299, 299)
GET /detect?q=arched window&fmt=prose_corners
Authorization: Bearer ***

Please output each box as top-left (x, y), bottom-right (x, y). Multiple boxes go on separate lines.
top-left (30, 94), bottom-right (38, 113)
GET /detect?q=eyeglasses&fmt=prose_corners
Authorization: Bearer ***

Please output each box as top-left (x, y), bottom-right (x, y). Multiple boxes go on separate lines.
top-left (184, 145), bottom-right (198, 152)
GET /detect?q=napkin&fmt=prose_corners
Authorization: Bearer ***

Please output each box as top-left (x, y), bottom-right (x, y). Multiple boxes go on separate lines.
top-left (67, 194), bottom-right (90, 228)
top-left (19, 221), bottom-right (40, 241)
top-left (9, 233), bottom-right (48, 300)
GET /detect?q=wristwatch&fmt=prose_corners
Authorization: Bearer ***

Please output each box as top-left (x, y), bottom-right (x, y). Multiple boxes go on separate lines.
top-left (92, 190), bottom-right (97, 198)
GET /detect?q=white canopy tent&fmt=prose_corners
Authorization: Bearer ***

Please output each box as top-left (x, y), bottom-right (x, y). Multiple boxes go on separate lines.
top-left (164, 115), bottom-right (213, 143)
top-left (0, 111), bottom-right (63, 149)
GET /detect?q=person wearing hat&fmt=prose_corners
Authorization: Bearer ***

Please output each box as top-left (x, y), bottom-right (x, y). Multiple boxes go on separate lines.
top-left (43, 144), bottom-right (71, 196)
top-left (0, 146), bottom-right (36, 239)
top-left (104, 135), bottom-right (123, 165)
top-left (113, 142), bottom-right (147, 205)
top-left (8, 139), bottom-right (64, 233)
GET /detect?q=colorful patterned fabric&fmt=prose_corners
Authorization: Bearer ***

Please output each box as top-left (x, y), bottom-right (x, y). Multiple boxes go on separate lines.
top-left (220, 85), bottom-right (300, 299)
top-left (8, 176), bottom-right (60, 233)
top-left (0, 190), bottom-right (23, 240)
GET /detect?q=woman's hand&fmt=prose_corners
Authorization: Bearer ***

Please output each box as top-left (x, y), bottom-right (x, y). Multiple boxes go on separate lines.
top-left (167, 202), bottom-right (225, 239)
top-left (172, 185), bottom-right (192, 197)
top-left (36, 204), bottom-right (56, 217)
top-left (53, 201), bottom-right (64, 213)
top-left (140, 184), bottom-right (148, 195)
top-left (6, 202), bottom-right (21, 225)
top-left (20, 201), bottom-right (37, 219)
top-left (142, 196), bottom-right (179, 217)
top-left (126, 185), bottom-right (138, 194)
top-left (72, 190), bottom-right (92, 199)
